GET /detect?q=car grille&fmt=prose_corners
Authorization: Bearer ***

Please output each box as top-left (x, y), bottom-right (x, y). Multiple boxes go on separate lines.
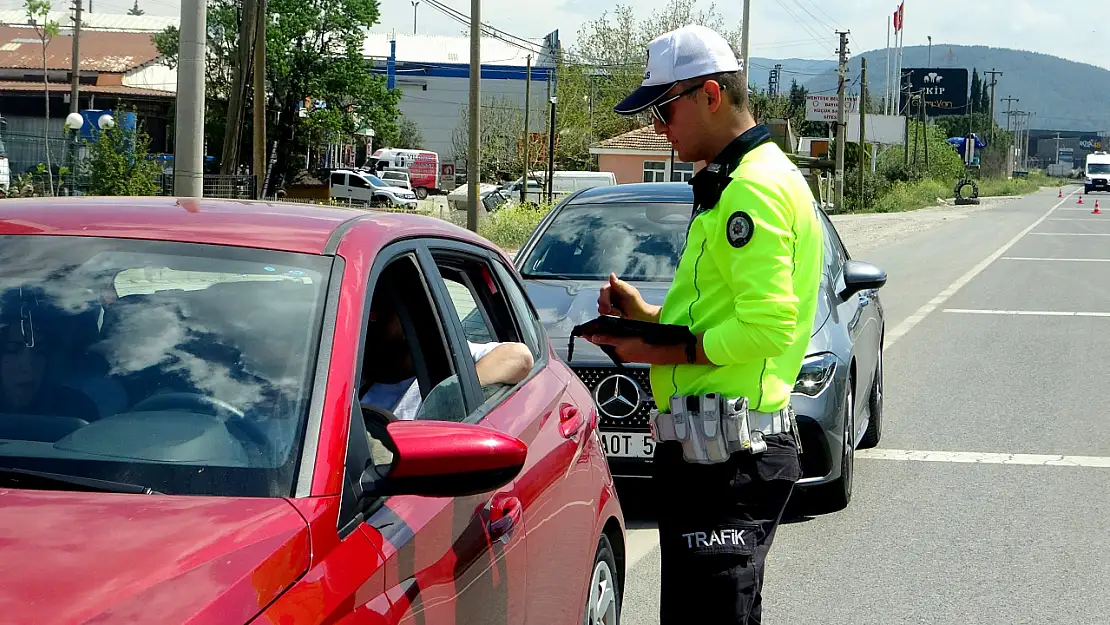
top-left (570, 366), bottom-right (654, 432)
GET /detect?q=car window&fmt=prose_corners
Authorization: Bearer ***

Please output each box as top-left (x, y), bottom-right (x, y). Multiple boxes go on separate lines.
top-left (330, 172), bottom-right (346, 186)
top-left (0, 235), bottom-right (331, 497)
top-left (349, 175), bottom-right (370, 189)
top-left (518, 201), bottom-right (690, 282)
top-left (432, 250), bottom-right (538, 412)
top-left (367, 174), bottom-right (387, 187)
top-left (358, 254), bottom-right (467, 424)
top-left (491, 261), bottom-right (542, 361)
top-left (815, 205), bottom-right (848, 275)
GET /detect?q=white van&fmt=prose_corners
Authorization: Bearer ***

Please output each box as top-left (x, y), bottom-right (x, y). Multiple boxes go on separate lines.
top-left (330, 169), bottom-right (418, 208)
top-left (500, 171), bottom-right (616, 204)
top-left (1084, 152), bottom-right (1110, 193)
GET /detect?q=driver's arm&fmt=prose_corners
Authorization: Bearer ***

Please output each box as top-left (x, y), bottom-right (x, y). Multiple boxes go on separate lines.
top-left (473, 343), bottom-right (534, 387)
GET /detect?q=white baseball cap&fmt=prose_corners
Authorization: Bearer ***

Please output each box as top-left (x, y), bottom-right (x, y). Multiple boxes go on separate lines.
top-left (614, 24), bottom-right (742, 116)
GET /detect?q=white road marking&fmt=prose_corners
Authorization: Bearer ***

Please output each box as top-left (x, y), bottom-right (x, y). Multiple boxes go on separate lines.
top-left (943, 308), bottom-right (1110, 318)
top-left (884, 189), bottom-right (1077, 350)
top-left (1046, 217), bottom-right (1108, 221)
top-left (857, 448), bottom-right (1110, 468)
top-left (1029, 232), bottom-right (1110, 236)
top-left (1002, 257), bottom-right (1110, 262)
top-left (1056, 206), bottom-right (1106, 211)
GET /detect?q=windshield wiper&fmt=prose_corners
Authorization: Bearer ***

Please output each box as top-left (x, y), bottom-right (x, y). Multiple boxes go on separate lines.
top-left (0, 467), bottom-right (162, 495)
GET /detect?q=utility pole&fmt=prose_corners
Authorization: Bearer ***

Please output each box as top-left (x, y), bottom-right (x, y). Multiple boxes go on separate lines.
top-left (834, 30), bottom-right (850, 212)
top-left (521, 54), bottom-right (530, 204)
top-left (69, 0), bottom-right (81, 114)
top-left (546, 95), bottom-right (556, 203)
top-left (1024, 112), bottom-right (1035, 169)
top-left (859, 56), bottom-right (866, 209)
top-left (984, 68), bottom-right (1002, 145)
top-left (411, 0), bottom-right (419, 35)
top-left (252, 0), bottom-right (268, 199)
top-left (466, 0), bottom-right (480, 232)
top-left (1001, 96), bottom-right (1019, 134)
top-left (740, 0), bottom-right (751, 77)
top-left (174, 0), bottom-right (207, 197)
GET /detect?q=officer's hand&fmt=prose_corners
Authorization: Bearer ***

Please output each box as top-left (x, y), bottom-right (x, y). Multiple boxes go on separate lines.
top-left (598, 273), bottom-right (650, 320)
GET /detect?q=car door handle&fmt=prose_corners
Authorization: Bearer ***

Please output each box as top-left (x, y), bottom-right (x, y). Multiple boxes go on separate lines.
top-left (559, 404), bottom-right (583, 438)
top-left (488, 494), bottom-right (522, 545)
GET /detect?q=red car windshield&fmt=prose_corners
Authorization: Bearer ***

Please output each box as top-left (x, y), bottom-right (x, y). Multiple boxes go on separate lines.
top-left (0, 236), bottom-right (331, 497)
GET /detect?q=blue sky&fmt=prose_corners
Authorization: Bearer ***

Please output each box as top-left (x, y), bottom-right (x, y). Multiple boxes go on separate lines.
top-left (60, 0), bottom-right (1106, 71)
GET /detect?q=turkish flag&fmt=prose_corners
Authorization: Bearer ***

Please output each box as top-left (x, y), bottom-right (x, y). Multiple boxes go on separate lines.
top-left (894, 2), bottom-right (904, 31)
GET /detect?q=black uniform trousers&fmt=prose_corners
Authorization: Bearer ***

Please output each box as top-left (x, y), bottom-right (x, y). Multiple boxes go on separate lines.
top-left (654, 432), bottom-right (802, 625)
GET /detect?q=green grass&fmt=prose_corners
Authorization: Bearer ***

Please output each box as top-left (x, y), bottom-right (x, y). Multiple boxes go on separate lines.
top-left (867, 172), bottom-right (1068, 214)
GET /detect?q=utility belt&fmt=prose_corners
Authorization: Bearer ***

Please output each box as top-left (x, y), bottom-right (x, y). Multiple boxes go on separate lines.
top-left (649, 394), bottom-right (802, 465)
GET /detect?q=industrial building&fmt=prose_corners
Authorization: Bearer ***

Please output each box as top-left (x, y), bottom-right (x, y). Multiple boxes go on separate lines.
top-left (364, 30), bottom-right (559, 165)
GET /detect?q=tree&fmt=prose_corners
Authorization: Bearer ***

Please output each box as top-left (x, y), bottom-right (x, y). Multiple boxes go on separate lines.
top-left (451, 95), bottom-right (527, 183)
top-left (81, 109), bottom-right (164, 196)
top-left (553, 0), bottom-right (742, 168)
top-left (25, 0), bottom-right (58, 196)
top-left (970, 68), bottom-right (981, 116)
top-left (153, 0), bottom-right (400, 193)
top-left (127, 0), bottom-right (144, 16)
top-left (394, 116), bottom-right (424, 150)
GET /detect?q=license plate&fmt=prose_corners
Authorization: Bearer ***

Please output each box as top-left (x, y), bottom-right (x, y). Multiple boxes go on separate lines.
top-left (599, 432), bottom-right (655, 458)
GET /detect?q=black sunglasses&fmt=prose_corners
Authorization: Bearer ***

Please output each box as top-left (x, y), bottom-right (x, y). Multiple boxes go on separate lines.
top-left (650, 81), bottom-right (726, 126)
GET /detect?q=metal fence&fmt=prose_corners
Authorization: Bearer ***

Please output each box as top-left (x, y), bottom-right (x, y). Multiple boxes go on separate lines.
top-left (8, 172), bottom-right (258, 200)
top-left (3, 130), bottom-right (71, 177)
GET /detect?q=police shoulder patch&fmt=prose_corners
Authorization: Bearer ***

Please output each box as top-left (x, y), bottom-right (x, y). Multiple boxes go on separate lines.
top-left (726, 211), bottom-right (754, 248)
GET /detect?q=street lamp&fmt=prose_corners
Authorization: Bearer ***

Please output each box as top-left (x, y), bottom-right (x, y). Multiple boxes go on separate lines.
top-left (64, 112), bottom-right (84, 196)
top-left (411, 0), bottom-right (419, 35)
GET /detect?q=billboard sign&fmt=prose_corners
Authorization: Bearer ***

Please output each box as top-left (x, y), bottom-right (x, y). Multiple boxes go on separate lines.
top-left (805, 94), bottom-right (860, 122)
top-left (899, 68), bottom-right (970, 117)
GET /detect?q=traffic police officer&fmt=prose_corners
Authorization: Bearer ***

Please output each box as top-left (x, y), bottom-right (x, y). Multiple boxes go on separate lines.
top-left (583, 24), bottom-right (825, 625)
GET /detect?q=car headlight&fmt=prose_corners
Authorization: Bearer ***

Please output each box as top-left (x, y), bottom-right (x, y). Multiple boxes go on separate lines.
top-left (793, 352), bottom-right (837, 397)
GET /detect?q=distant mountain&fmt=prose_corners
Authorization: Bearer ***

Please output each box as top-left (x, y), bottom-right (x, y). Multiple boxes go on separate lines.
top-left (747, 57), bottom-right (838, 96)
top-left (787, 45), bottom-right (1110, 133)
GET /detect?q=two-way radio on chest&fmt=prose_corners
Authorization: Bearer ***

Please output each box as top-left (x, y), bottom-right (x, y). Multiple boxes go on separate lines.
top-left (680, 124), bottom-right (774, 257)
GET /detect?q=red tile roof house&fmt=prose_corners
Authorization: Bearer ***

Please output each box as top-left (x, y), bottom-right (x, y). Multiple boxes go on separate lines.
top-left (589, 125), bottom-right (708, 185)
top-left (0, 21), bottom-right (174, 174)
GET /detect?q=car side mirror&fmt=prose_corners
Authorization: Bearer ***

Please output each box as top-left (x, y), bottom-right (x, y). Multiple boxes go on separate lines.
top-left (362, 420), bottom-right (527, 499)
top-left (839, 260), bottom-right (888, 301)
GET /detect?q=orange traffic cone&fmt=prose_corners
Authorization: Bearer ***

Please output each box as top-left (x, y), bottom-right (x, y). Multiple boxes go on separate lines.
top-left (1079, 193), bottom-right (1084, 205)
top-left (1059, 189), bottom-right (1064, 198)
top-left (1094, 201), bottom-right (1102, 215)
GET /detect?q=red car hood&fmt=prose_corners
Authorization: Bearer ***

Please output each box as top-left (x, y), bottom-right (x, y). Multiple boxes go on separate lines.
top-left (0, 489), bottom-right (311, 625)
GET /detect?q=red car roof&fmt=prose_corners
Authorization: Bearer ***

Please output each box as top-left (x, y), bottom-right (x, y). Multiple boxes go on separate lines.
top-left (0, 196), bottom-right (483, 255)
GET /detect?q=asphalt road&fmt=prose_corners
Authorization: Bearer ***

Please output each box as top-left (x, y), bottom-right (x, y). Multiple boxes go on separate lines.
top-left (615, 185), bottom-right (1110, 625)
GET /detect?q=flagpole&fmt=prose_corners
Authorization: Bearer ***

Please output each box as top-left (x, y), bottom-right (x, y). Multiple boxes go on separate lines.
top-left (896, 5), bottom-right (904, 115)
top-left (885, 15), bottom-right (892, 114)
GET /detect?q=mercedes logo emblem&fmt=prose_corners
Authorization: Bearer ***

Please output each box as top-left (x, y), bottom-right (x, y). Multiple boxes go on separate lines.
top-left (593, 374), bottom-right (642, 419)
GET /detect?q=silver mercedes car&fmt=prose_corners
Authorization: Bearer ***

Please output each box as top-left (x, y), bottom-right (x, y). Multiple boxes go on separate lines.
top-left (515, 182), bottom-right (888, 514)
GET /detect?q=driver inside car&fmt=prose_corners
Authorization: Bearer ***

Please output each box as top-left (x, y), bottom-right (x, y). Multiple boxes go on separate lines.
top-left (0, 318), bottom-right (99, 422)
top-left (359, 289), bottom-right (534, 421)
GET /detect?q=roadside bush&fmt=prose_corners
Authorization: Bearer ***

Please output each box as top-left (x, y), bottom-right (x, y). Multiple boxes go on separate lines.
top-left (843, 167), bottom-right (891, 212)
top-left (478, 202), bottom-right (553, 251)
top-left (871, 178), bottom-right (952, 213)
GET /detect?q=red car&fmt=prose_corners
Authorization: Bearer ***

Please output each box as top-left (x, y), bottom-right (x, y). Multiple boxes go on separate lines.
top-left (0, 197), bottom-right (624, 625)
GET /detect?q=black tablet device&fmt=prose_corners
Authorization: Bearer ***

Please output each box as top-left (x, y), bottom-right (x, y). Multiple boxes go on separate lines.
top-left (567, 315), bottom-right (695, 367)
